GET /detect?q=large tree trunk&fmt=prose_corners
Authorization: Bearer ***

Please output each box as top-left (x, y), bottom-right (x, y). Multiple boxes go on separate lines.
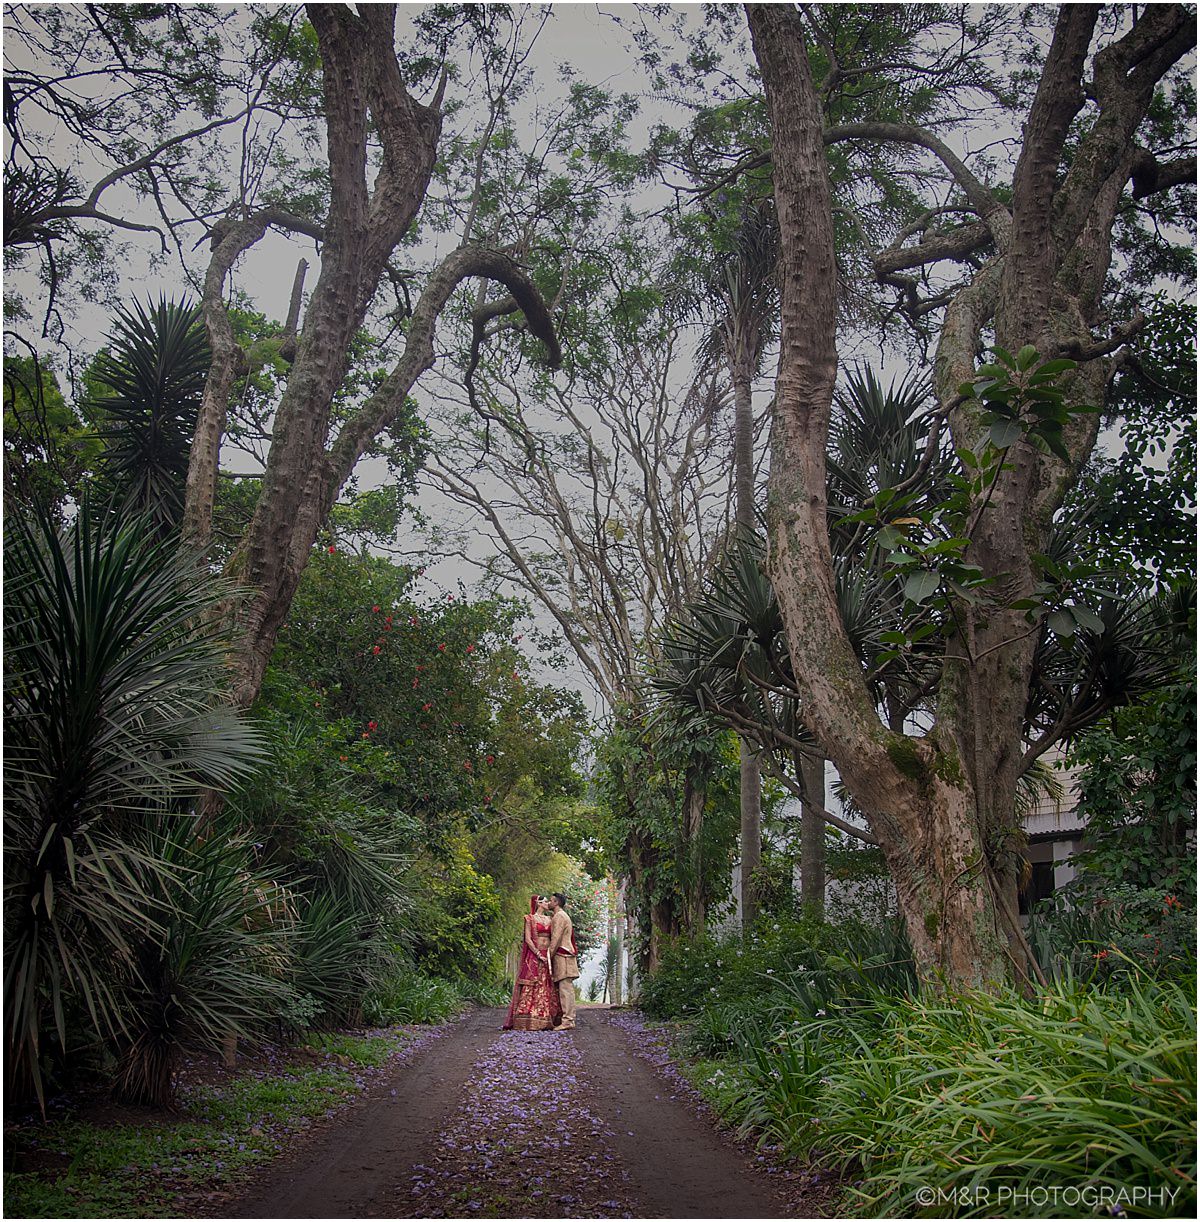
top-left (747, 0), bottom-right (1032, 985)
top-left (609, 876), bottom-right (624, 1006)
top-left (748, 1), bottom-right (1192, 988)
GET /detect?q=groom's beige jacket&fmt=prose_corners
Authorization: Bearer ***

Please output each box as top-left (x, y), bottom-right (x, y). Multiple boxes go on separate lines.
top-left (548, 908), bottom-right (579, 982)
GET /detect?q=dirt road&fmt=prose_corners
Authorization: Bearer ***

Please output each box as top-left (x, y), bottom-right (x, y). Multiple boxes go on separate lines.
top-left (224, 1006), bottom-right (814, 1218)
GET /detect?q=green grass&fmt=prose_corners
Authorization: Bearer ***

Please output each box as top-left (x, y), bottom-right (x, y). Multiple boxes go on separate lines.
top-left (680, 1055), bottom-right (755, 1121)
top-left (4, 1033), bottom-right (409, 1219)
top-left (300, 1031), bottom-right (398, 1067)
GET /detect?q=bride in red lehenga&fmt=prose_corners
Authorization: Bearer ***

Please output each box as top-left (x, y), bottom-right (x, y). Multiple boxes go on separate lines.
top-left (503, 895), bottom-right (562, 1031)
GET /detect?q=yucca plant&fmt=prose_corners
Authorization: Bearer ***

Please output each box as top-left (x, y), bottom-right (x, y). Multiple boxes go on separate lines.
top-left (289, 896), bottom-right (392, 1029)
top-left (87, 297), bottom-right (209, 536)
top-left (112, 811), bottom-right (295, 1107)
top-left (3, 501), bottom-right (263, 1108)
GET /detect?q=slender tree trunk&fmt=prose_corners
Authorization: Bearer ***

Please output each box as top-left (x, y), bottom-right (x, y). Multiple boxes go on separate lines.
top-left (797, 747), bottom-right (826, 911)
top-left (682, 767), bottom-right (707, 935)
top-left (610, 876), bottom-right (624, 1006)
top-left (731, 342), bottom-right (763, 932)
top-left (181, 213), bottom-right (270, 550)
top-left (738, 739), bottom-right (761, 929)
top-left (732, 348), bottom-right (757, 535)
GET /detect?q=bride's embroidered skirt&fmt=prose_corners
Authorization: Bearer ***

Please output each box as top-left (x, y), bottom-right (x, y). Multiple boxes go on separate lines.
top-left (511, 939), bottom-right (561, 1030)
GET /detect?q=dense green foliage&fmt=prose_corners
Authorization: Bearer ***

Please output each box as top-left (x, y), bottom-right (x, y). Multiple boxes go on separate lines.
top-left (592, 710), bottom-right (745, 967)
top-left (651, 921), bottom-right (1195, 1217)
top-left (86, 298), bottom-right (209, 535)
top-left (3, 506), bottom-right (265, 1106)
top-left (726, 977), bottom-right (1196, 1217)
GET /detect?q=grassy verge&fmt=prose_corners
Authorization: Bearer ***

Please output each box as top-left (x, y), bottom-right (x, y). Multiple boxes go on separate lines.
top-left (660, 975), bottom-right (1196, 1218)
top-left (642, 919), bottom-right (1196, 1218)
top-left (4, 1029), bottom-right (425, 1219)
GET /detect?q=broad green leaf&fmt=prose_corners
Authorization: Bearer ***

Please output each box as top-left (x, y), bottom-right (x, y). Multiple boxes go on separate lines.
top-left (903, 570), bottom-right (940, 603)
top-left (1047, 609), bottom-right (1076, 637)
top-left (1071, 605), bottom-right (1107, 633)
top-left (988, 419), bottom-right (1024, 449)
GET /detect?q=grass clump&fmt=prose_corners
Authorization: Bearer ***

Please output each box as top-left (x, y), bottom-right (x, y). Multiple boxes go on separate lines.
top-left (363, 969), bottom-right (469, 1024)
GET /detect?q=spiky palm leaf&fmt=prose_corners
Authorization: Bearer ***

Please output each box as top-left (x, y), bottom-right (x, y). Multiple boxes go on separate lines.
top-left (113, 810), bottom-right (295, 1107)
top-left (3, 502), bottom-right (263, 1107)
top-left (827, 366), bottom-right (951, 557)
top-left (1026, 580), bottom-right (1197, 746)
top-left (88, 297), bottom-right (209, 535)
top-left (289, 896), bottom-right (393, 1029)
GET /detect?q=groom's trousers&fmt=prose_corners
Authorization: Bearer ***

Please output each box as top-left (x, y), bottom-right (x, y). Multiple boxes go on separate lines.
top-left (555, 976), bottom-right (576, 1028)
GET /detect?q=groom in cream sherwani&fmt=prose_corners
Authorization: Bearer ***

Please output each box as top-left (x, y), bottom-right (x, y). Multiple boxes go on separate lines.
top-left (545, 892), bottom-right (579, 1030)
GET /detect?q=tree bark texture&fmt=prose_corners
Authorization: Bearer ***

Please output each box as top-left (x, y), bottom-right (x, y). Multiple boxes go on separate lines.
top-left (797, 747), bottom-right (826, 910)
top-left (682, 765), bottom-right (708, 935)
top-left (738, 738), bottom-right (762, 930)
top-left (747, 2), bottom-right (1192, 988)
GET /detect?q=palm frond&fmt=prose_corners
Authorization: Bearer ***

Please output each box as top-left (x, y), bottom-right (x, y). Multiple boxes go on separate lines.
top-left (3, 501), bottom-right (263, 1107)
top-left (87, 297), bottom-right (209, 535)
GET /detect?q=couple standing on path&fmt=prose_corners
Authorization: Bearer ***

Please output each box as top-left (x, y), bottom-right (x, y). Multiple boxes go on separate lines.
top-left (503, 893), bottom-right (579, 1031)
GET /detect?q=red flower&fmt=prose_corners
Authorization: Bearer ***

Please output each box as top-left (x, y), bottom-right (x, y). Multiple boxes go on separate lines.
top-left (438, 643), bottom-right (446, 652)
top-left (339, 754), bottom-right (348, 762)
top-left (422, 703), bottom-right (432, 712)
top-left (463, 760), bottom-right (472, 771)
top-left (448, 594), bottom-right (455, 601)
top-left (409, 616), bottom-right (419, 626)
top-left (373, 645), bottom-right (381, 655)
top-left (368, 721), bottom-right (378, 731)
top-left (362, 732), bottom-right (370, 740)
top-left (372, 605), bottom-right (381, 613)
top-left (486, 754), bottom-right (495, 765)
top-left (327, 545), bottom-right (336, 554)
top-left (484, 795), bottom-right (492, 805)
top-left (385, 614), bottom-right (393, 624)
top-left (412, 678), bottom-right (420, 689)
top-left (466, 644), bottom-right (476, 653)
